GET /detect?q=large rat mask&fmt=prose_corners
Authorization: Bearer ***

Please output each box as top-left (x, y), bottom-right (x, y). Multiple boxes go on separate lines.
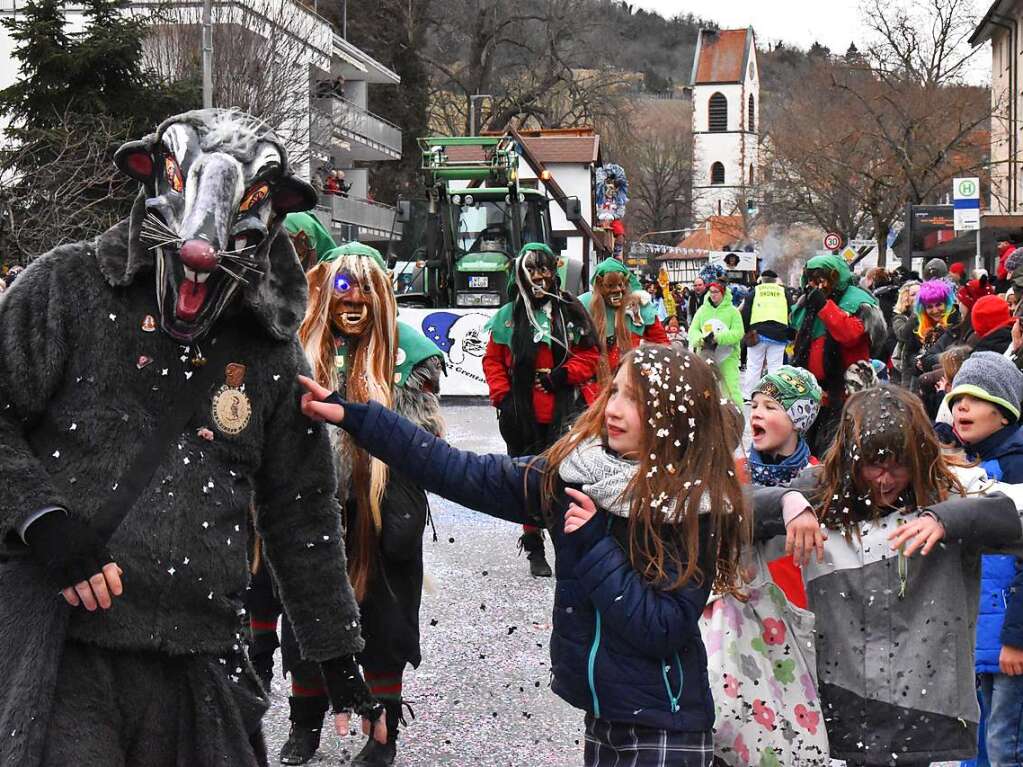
top-left (114, 109), bottom-right (317, 341)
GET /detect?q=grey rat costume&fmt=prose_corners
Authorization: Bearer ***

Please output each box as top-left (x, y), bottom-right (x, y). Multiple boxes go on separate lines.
top-left (0, 109), bottom-right (375, 766)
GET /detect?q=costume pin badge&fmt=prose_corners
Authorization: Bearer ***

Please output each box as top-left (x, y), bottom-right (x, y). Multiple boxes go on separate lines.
top-left (141, 315), bottom-right (157, 333)
top-left (212, 363), bottom-right (252, 435)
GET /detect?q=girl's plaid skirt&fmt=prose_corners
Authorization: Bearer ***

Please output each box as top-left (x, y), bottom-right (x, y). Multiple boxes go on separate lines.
top-left (583, 714), bottom-right (713, 767)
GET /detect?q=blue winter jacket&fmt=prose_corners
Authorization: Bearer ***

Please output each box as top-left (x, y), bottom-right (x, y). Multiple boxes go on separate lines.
top-left (337, 399), bottom-right (716, 732)
top-left (967, 425), bottom-right (1023, 671)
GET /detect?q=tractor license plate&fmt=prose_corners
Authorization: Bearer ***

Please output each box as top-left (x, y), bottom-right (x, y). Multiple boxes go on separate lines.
top-left (469, 276), bottom-right (488, 288)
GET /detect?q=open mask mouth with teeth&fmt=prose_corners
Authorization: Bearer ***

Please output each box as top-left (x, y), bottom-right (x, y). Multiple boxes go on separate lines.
top-left (330, 272), bottom-right (373, 336)
top-left (598, 274), bottom-right (627, 308)
top-left (114, 110), bottom-right (317, 342)
top-left (517, 250), bottom-right (558, 305)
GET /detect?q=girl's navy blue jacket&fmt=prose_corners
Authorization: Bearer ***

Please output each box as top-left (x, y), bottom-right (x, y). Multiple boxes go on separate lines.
top-left (338, 400), bottom-right (717, 733)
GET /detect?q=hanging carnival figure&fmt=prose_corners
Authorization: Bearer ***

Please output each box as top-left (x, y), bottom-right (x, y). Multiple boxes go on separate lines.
top-left (579, 257), bottom-right (669, 387)
top-left (254, 242), bottom-right (444, 766)
top-left (482, 243), bottom-right (599, 577)
top-left (595, 164), bottom-right (629, 259)
top-left (0, 109), bottom-right (383, 767)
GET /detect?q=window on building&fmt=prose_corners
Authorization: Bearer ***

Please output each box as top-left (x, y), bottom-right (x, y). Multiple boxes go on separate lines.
top-left (708, 93), bottom-right (727, 132)
top-left (711, 162), bottom-right (725, 185)
top-left (749, 164), bottom-right (755, 184)
top-left (748, 94), bottom-right (755, 132)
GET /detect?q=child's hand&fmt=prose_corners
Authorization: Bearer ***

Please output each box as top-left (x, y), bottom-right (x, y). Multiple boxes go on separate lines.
top-left (298, 375), bottom-right (344, 423)
top-left (785, 509), bottom-right (827, 566)
top-left (1000, 644), bottom-right (1023, 676)
top-left (564, 488), bottom-right (598, 534)
top-left (887, 514), bottom-right (944, 556)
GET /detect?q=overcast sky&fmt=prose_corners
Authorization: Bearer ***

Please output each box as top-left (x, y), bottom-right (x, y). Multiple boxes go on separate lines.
top-left (631, 0), bottom-right (991, 82)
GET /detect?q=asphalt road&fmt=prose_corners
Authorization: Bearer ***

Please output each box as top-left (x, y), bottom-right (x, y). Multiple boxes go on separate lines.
top-left (262, 401), bottom-right (581, 766)
top-left (260, 401), bottom-right (957, 767)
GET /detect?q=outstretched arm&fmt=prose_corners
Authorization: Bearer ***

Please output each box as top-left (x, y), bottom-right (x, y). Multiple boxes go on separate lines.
top-left (299, 376), bottom-right (533, 525)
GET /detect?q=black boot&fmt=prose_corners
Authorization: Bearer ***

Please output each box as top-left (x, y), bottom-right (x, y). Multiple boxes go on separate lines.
top-left (351, 700), bottom-right (406, 767)
top-left (279, 696), bottom-right (328, 765)
top-left (519, 531), bottom-right (552, 577)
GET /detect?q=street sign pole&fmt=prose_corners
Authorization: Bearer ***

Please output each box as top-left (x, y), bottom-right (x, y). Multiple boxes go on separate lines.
top-left (953, 177), bottom-right (981, 270)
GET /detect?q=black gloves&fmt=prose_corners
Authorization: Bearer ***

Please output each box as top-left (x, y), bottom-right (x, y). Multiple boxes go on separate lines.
top-left (538, 367), bottom-right (569, 393)
top-left (803, 288), bottom-right (827, 314)
top-left (320, 655), bottom-right (384, 722)
top-left (24, 511), bottom-right (111, 589)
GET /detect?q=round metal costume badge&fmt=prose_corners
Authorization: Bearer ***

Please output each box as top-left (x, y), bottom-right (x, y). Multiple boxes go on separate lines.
top-left (212, 363), bottom-right (252, 435)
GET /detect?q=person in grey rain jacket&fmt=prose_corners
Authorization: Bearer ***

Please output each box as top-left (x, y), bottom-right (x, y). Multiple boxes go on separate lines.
top-left (755, 385), bottom-right (1023, 766)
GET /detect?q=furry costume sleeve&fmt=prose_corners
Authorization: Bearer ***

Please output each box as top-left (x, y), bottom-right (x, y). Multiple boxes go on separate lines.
top-left (254, 345), bottom-right (365, 660)
top-left (0, 251), bottom-right (78, 538)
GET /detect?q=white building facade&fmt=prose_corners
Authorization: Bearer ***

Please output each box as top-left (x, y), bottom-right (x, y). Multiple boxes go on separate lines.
top-left (690, 27), bottom-right (760, 222)
top-left (0, 0), bottom-right (402, 242)
top-left (972, 1), bottom-right (1021, 215)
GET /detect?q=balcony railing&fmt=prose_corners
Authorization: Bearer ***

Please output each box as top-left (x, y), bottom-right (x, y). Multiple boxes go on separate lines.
top-left (315, 196), bottom-right (401, 240)
top-left (311, 94), bottom-right (401, 159)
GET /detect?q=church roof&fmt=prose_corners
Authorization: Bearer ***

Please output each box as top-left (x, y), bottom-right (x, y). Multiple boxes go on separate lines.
top-left (691, 28), bottom-right (754, 85)
top-left (674, 215), bottom-right (746, 251)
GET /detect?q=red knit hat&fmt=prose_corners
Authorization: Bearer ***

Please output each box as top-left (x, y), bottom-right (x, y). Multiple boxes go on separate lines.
top-left (971, 295), bottom-right (1015, 338)
top-left (957, 277), bottom-right (995, 310)
top-left (949, 262), bottom-right (966, 277)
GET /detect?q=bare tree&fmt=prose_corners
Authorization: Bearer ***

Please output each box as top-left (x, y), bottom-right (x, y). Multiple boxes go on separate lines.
top-left (143, 0), bottom-right (326, 165)
top-left (607, 100), bottom-right (694, 241)
top-left (0, 110), bottom-right (136, 260)
top-left (763, 0), bottom-right (991, 264)
top-left (860, 0), bottom-right (981, 86)
top-left (424, 0), bottom-right (633, 134)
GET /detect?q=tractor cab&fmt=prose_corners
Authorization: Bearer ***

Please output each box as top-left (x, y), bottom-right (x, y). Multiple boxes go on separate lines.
top-left (390, 136), bottom-right (564, 308)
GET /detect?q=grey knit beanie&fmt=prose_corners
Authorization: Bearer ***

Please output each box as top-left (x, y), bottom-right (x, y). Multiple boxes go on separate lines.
top-left (947, 351), bottom-right (1023, 420)
top-left (924, 257), bottom-right (948, 280)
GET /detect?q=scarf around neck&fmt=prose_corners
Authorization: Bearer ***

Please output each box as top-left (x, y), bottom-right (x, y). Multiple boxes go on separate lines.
top-left (557, 438), bottom-right (713, 519)
top-left (558, 438), bottom-right (638, 516)
top-left (747, 439), bottom-right (811, 487)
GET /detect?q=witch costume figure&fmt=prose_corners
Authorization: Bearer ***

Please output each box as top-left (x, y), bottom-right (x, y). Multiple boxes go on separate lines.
top-left (578, 256), bottom-right (669, 386)
top-left (482, 243), bottom-right (599, 577)
top-left (248, 241), bottom-right (444, 766)
top-left (0, 109), bottom-right (384, 767)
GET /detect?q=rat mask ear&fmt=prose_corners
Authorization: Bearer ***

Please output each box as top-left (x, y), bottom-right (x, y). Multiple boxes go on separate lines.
top-left (272, 175), bottom-right (317, 215)
top-left (114, 139), bottom-right (156, 182)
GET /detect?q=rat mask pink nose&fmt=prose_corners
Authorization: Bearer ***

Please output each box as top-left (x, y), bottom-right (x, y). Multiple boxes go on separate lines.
top-left (179, 239), bottom-right (218, 271)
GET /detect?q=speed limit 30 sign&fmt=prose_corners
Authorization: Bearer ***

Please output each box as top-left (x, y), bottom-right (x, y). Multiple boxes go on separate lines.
top-left (823, 232), bottom-right (844, 251)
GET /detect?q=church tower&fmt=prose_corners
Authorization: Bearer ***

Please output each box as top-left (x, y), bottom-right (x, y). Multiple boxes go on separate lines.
top-left (690, 28), bottom-right (759, 222)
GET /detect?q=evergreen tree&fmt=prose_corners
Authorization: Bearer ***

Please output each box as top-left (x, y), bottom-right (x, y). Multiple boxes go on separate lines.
top-left (0, 0), bottom-right (199, 261)
top-left (0, 0), bottom-right (74, 130)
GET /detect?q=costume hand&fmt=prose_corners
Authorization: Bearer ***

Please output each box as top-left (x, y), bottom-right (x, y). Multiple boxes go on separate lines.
top-left (564, 488), bottom-right (605, 550)
top-left (320, 655), bottom-right (387, 744)
top-left (803, 288), bottom-right (827, 314)
top-left (298, 375), bottom-right (345, 423)
top-left (25, 511), bottom-right (122, 608)
top-left (785, 508), bottom-right (827, 566)
top-left (888, 514), bottom-right (944, 557)
top-left (539, 367), bottom-right (569, 393)
top-left (1000, 644), bottom-right (1023, 676)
